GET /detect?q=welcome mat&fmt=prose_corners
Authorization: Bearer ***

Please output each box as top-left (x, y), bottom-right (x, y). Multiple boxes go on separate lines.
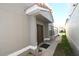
top-left (40, 43), bottom-right (50, 49)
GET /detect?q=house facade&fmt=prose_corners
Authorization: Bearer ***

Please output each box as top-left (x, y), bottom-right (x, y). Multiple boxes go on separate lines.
top-left (65, 3), bottom-right (79, 55)
top-left (0, 3), bottom-right (54, 56)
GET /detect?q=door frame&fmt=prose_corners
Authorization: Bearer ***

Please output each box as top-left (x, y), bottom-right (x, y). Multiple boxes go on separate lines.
top-left (37, 24), bottom-right (44, 45)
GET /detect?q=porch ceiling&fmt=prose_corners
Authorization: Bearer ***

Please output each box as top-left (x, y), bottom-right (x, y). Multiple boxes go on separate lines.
top-left (36, 14), bottom-right (51, 23)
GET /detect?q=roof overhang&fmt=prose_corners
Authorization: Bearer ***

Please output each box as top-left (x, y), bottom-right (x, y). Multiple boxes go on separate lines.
top-left (25, 4), bottom-right (53, 23)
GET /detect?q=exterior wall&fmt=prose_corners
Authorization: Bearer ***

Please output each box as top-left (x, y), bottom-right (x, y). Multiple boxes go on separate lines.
top-left (66, 4), bottom-right (79, 55)
top-left (45, 23), bottom-right (49, 38)
top-left (0, 3), bottom-right (53, 55)
top-left (0, 5), bottom-right (30, 56)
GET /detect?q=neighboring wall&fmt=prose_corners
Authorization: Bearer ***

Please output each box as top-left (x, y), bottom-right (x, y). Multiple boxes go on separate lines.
top-left (0, 4), bottom-right (30, 55)
top-left (66, 4), bottom-right (79, 55)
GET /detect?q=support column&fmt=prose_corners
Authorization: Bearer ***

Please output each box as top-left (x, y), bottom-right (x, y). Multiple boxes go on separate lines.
top-left (28, 15), bottom-right (38, 55)
top-left (28, 15), bottom-right (37, 46)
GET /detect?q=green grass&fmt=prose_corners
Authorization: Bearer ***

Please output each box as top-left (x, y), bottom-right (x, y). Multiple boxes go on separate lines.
top-left (54, 34), bottom-right (74, 56)
top-left (61, 35), bottom-right (73, 55)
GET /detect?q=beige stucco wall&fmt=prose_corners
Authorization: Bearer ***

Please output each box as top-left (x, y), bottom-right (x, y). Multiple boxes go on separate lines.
top-left (0, 3), bottom-right (53, 55)
top-left (0, 5), bottom-right (30, 56)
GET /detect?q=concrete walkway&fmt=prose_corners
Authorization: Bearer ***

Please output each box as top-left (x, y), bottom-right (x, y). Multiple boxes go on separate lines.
top-left (26, 35), bottom-right (61, 56)
top-left (40, 36), bottom-right (61, 56)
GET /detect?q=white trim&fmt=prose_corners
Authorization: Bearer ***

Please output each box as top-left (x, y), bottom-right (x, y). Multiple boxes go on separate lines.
top-left (26, 4), bottom-right (53, 23)
top-left (8, 45), bottom-right (37, 56)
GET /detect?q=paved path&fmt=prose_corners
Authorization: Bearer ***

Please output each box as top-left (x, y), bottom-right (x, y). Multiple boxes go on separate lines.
top-left (26, 36), bottom-right (62, 56)
top-left (40, 36), bottom-right (61, 56)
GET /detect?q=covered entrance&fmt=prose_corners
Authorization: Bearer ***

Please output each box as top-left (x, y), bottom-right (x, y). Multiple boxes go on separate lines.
top-left (37, 24), bottom-right (44, 45)
top-left (26, 4), bottom-right (53, 47)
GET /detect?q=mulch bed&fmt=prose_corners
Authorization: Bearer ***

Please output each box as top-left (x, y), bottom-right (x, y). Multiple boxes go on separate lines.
top-left (40, 43), bottom-right (50, 49)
